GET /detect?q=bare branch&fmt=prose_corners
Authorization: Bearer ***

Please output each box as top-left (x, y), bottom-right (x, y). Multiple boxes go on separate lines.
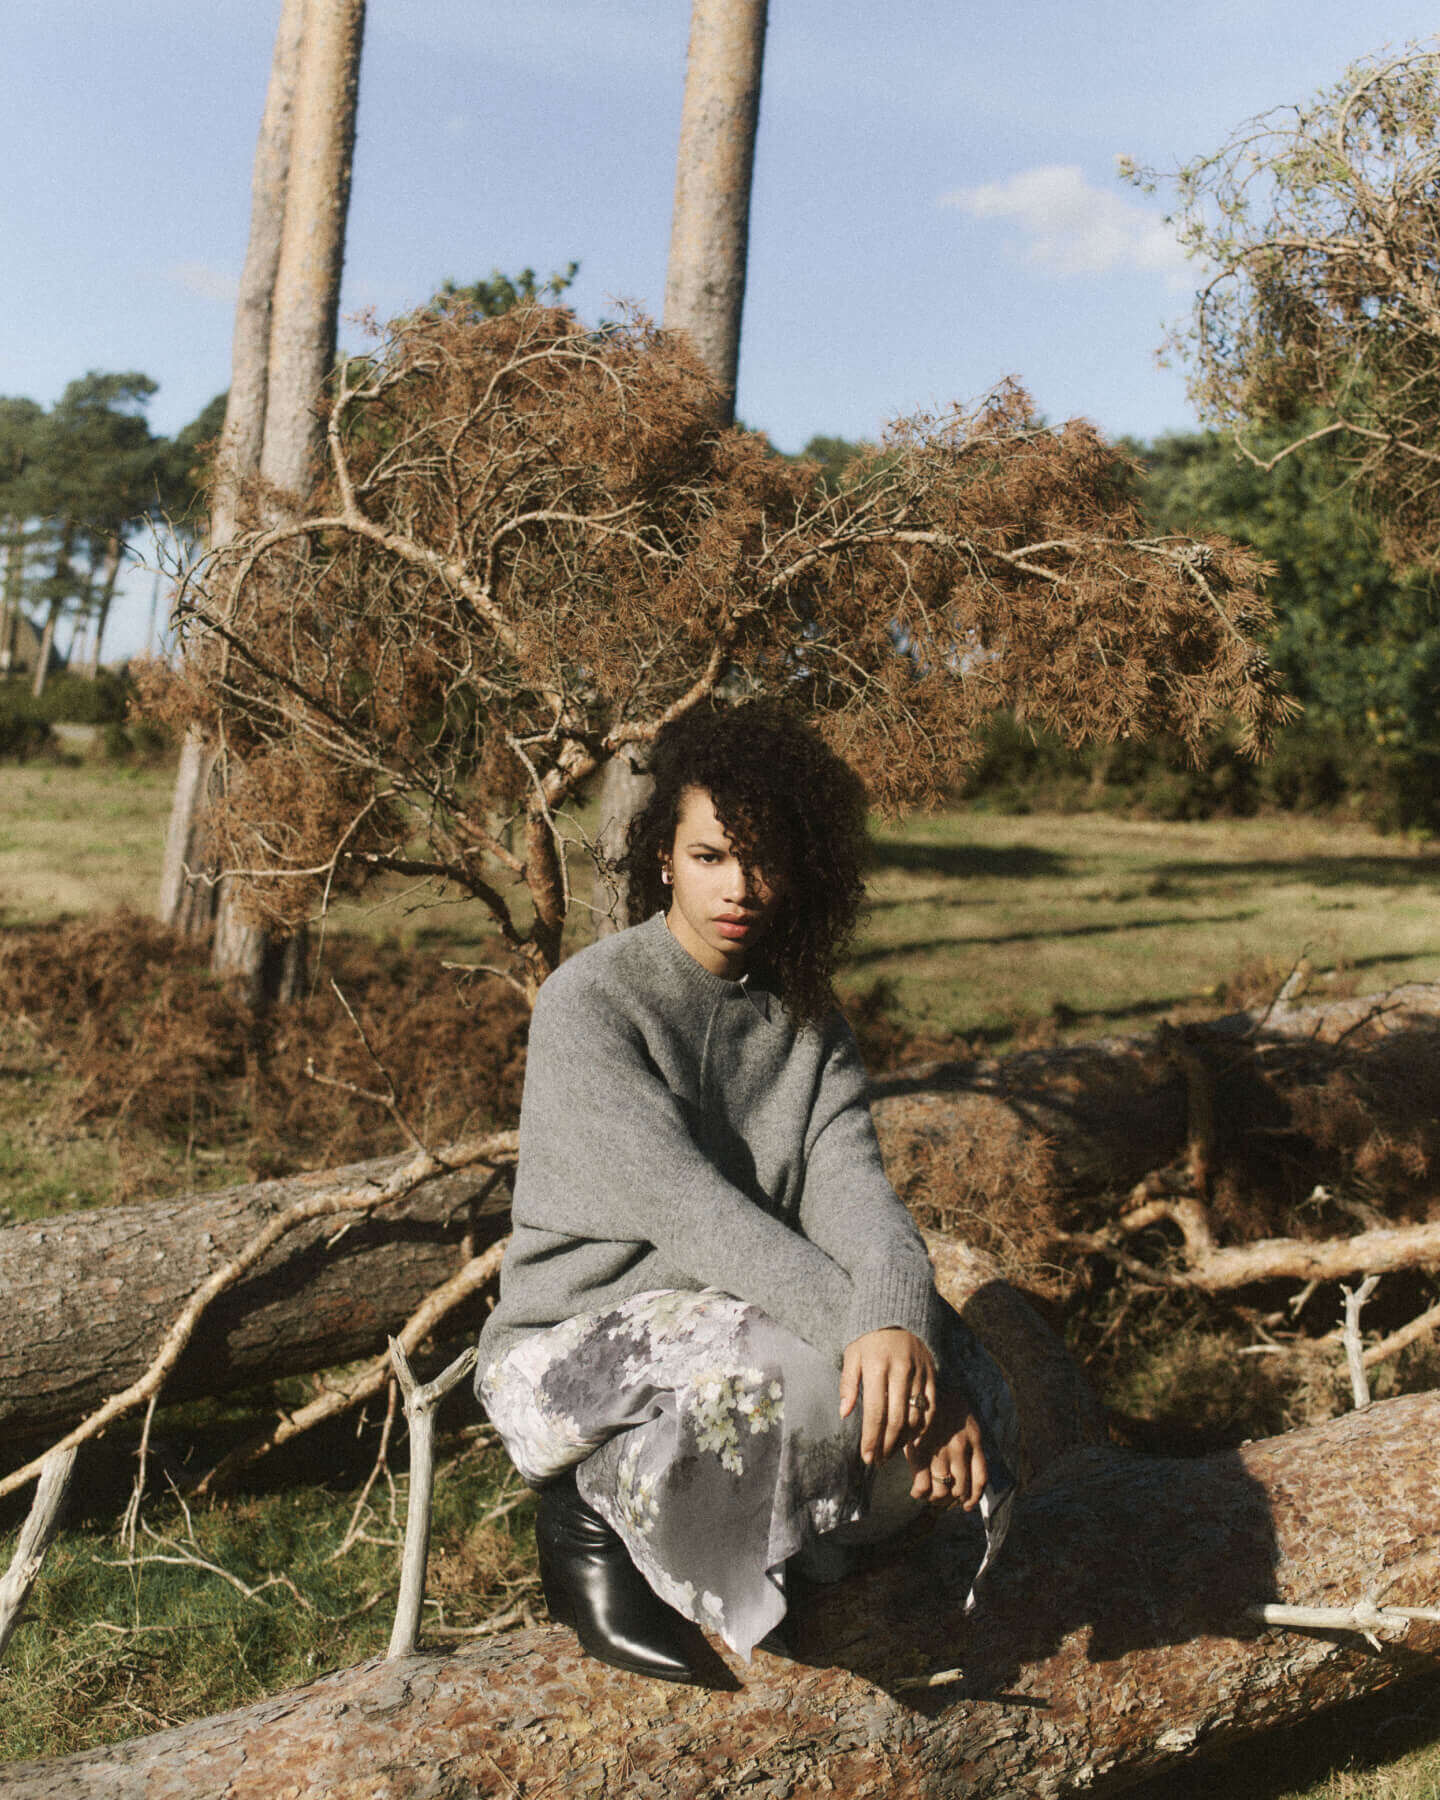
top-left (0, 1135), bottom-right (516, 1503)
top-left (0, 1447), bottom-right (78, 1662)
top-left (1341, 1274), bottom-right (1381, 1409)
top-left (386, 1337), bottom-right (480, 1659)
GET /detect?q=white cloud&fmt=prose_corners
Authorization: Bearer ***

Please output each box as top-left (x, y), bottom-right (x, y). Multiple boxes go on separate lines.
top-left (163, 259), bottom-right (239, 305)
top-left (940, 165), bottom-right (1190, 284)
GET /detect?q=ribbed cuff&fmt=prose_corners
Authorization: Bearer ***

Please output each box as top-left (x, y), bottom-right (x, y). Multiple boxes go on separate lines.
top-left (846, 1259), bottom-right (944, 1357)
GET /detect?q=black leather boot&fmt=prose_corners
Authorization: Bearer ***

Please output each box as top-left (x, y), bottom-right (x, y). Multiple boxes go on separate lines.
top-left (536, 1472), bottom-right (701, 1683)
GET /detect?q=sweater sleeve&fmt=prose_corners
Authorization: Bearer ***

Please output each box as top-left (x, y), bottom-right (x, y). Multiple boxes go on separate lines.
top-left (797, 1015), bottom-right (943, 1355)
top-left (514, 971), bottom-right (861, 1360)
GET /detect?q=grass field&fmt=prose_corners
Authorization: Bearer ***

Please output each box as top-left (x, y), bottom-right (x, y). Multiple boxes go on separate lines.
top-left (3, 759), bottom-right (1439, 1789)
top-left (4, 761), bottom-right (1437, 1045)
top-left (0, 762), bottom-right (175, 922)
top-left (862, 808), bottom-right (1440, 1044)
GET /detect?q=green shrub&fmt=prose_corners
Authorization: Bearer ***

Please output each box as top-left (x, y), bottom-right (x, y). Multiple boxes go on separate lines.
top-left (963, 712), bottom-right (1437, 831)
top-left (0, 705), bottom-right (51, 759)
top-left (30, 669), bottom-right (132, 726)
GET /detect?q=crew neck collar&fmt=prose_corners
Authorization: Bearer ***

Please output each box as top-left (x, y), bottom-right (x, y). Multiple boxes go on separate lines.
top-left (644, 910), bottom-right (772, 1006)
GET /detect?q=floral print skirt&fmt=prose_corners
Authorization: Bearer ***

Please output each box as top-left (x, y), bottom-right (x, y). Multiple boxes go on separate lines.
top-left (479, 1288), bottom-right (1018, 1659)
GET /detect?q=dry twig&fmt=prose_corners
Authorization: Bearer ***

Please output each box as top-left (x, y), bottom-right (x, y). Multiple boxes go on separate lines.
top-left (387, 1337), bottom-right (480, 1660)
top-left (1340, 1275), bottom-right (1381, 1409)
top-left (0, 1446), bottom-right (78, 1661)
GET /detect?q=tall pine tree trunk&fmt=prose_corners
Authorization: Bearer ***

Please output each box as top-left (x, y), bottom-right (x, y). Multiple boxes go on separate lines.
top-left (158, 0), bottom-right (307, 943)
top-left (30, 525), bottom-right (76, 701)
top-left (29, 597), bottom-right (60, 700)
top-left (209, 0), bottom-right (365, 1005)
top-left (595, 0), bottom-right (768, 934)
top-left (256, 0), bottom-right (364, 499)
top-left (663, 0), bottom-right (768, 428)
top-left (0, 520), bottom-right (21, 673)
top-left (81, 534), bottom-right (123, 679)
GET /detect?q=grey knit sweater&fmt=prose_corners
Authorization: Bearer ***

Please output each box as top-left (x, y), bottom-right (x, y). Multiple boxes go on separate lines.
top-left (476, 912), bottom-right (942, 1377)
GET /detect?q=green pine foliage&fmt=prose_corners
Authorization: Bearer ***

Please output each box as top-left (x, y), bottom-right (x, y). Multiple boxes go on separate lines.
top-left (1134, 427), bottom-right (1440, 754)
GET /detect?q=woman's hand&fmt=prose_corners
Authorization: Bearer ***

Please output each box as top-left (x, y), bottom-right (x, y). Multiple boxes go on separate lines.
top-left (839, 1328), bottom-right (937, 1465)
top-left (904, 1392), bottom-right (988, 1510)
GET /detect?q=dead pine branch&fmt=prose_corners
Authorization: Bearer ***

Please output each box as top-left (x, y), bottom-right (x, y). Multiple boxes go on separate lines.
top-left (1362, 1292), bottom-right (1440, 1371)
top-left (332, 1376), bottom-right (402, 1562)
top-left (305, 978), bottom-right (429, 1154)
top-left (1053, 1215), bottom-right (1440, 1295)
top-left (386, 1337), bottom-right (479, 1661)
top-left (1247, 1599), bottom-right (1440, 1653)
top-left (145, 301), bottom-right (1293, 1002)
top-left (0, 1446), bottom-right (79, 1662)
top-left (0, 1131), bottom-right (516, 1504)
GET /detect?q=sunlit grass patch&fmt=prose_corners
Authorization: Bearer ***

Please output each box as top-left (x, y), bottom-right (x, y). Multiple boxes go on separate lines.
top-left (0, 763), bottom-right (175, 924)
top-left (859, 810), bottom-right (1440, 1047)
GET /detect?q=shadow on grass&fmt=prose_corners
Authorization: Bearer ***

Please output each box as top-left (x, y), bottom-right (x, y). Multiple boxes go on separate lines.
top-left (1152, 853), bottom-right (1440, 893)
top-left (1340, 949), bottom-right (1440, 978)
top-left (868, 841), bottom-right (1071, 881)
top-left (847, 909), bottom-right (1258, 966)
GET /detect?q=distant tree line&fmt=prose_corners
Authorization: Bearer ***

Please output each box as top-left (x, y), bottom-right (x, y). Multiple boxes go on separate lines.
top-left (0, 376), bottom-right (221, 694)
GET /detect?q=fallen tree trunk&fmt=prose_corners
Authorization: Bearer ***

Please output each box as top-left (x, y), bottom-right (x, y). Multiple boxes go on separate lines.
top-left (0, 1153), bottom-right (512, 1442)
top-left (4, 981), bottom-right (1438, 1443)
top-left (868, 979), bottom-right (1440, 1200)
top-left (5, 1390), bottom-right (1436, 1798)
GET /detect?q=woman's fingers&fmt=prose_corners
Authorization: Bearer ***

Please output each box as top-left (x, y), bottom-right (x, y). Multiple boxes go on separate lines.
top-left (913, 1415), bottom-right (990, 1509)
top-left (839, 1331), bottom-right (939, 1463)
top-left (884, 1359), bottom-right (914, 1459)
top-left (838, 1341), bottom-right (861, 1420)
top-left (859, 1353), bottom-right (892, 1462)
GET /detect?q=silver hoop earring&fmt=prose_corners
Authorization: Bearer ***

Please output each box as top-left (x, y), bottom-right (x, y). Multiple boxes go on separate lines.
top-left (661, 869), bottom-right (673, 886)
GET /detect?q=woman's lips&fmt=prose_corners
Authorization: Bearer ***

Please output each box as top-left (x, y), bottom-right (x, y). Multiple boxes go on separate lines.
top-left (714, 915), bottom-right (757, 940)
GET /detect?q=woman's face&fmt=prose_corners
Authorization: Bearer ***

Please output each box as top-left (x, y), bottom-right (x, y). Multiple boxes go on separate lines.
top-left (662, 786), bottom-right (786, 979)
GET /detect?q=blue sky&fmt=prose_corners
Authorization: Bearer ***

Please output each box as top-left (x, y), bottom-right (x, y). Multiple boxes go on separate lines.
top-left (4, 0), bottom-right (1437, 658)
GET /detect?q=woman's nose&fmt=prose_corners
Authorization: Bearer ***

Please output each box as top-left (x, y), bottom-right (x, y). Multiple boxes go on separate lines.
top-left (723, 863), bottom-right (752, 903)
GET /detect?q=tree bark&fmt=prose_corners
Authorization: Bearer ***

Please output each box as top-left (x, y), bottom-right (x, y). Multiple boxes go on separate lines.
top-left (0, 518), bottom-right (22, 673)
top-left (0, 1153), bottom-right (509, 1444)
top-left (256, 0), bottom-right (364, 499)
top-left (590, 749), bottom-right (654, 938)
top-left (664, 0), bottom-right (768, 427)
top-left (211, 0), bottom-right (308, 548)
top-left (29, 526), bottom-right (74, 700)
top-left (210, 0), bottom-right (365, 995)
top-left (156, 730), bottom-right (221, 936)
top-left (6, 1393), bottom-right (1437, 1798)
top-left (159, 0), bottom-right (307, 937)
top-left (27, 594), bottom-right (59, 700)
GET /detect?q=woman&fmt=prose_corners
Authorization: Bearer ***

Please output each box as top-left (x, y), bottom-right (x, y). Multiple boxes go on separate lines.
top-left (477, 702), bottom-right (1016, 1682)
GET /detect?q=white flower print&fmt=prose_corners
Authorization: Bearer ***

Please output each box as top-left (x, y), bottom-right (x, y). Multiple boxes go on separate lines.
top-left (690, 1366), bottom-right (783, 1472)
top-left (614, 1437), bottom-right (660, 1537)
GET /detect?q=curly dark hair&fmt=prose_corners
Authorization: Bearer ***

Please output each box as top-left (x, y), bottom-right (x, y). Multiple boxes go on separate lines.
top-left (619, 701), bottom-right (869, 1025)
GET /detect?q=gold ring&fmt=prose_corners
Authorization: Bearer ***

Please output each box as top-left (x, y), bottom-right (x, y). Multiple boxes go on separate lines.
top-left (907, 1396), bottom-right (923, 1410)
